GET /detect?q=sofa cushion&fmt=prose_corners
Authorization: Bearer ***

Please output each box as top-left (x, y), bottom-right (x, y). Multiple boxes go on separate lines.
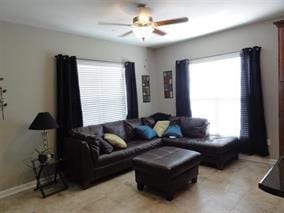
top-left (124, 119), bottom-right (142, 141)
top-left (72, 132), bottom-right (114, 155)
top-left (72, 124), bottom-right (104, 137)
top-left (180, 117), bottom-right (209, 138)
top-left (97, 137), bottom-right (114, 154)
top-left (154, 120), bottom-right (170, 137)
top-left (104, 133), bottom-right (127, 149)
top-left (150, 112), bottom-right (171, 122)
top-left (163, 136), bottom-right (238, 154)
top-left (70, 132), bottom-right (100, 162)
top-left (134, 125), bottom-right (157, 140)
top-left (97, 138), bottom-right (162, 167)
top-left (169, 116), bottom-right (182, 125)
top-left (103, 120), bottom-right (127, 140)
top-left (163, 124), bottom-right (183, 138)
top-left (141, 117), bottom-right (156, 128)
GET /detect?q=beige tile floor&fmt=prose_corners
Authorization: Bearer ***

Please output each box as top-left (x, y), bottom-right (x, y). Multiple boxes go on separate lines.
top-left (0, 159), bottom-right (283, 213)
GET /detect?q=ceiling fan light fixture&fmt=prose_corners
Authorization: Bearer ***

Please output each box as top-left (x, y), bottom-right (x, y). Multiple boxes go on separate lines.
top-left (133, 16), bottom-right (153, 25)
top-left (138, 12), bottom-right (152, 25)
top-left (132, 23), bottom-right (154, 41)
top-left (137, 5), bottom-right (151, 25)
top-left (132, 16), bottom-right (154, 40)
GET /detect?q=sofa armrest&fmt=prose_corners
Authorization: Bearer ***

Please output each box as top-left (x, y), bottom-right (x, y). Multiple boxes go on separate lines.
top-left (62, 137), bottom-right (99, 188)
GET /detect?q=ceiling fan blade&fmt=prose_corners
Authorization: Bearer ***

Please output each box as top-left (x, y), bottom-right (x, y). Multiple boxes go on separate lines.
top-left (155, 17), bottom-right (188, 26)
top-left (119, 31), bottom-right (133, 37)
top-left (98, 22), bottom-right (132, 27)
top-left (153, 28), bottom-right (166, 36)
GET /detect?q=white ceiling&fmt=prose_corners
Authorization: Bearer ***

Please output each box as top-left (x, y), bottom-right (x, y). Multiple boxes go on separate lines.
top-left (0, 0), bottom-right (283, 48)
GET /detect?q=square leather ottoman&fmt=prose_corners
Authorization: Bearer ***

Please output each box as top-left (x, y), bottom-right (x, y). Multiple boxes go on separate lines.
top-left (132, 146), bottom-right (201, 201)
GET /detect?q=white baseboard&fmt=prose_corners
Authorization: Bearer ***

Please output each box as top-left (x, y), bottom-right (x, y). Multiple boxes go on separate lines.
top-left (0, 175), bottom-right (55, 200)
top-left (0, 179), bottom-right (36, 200)
top-left (0, 155), bottom-right (277, 200)
top-left (239, 154), bottom-right (277, 165)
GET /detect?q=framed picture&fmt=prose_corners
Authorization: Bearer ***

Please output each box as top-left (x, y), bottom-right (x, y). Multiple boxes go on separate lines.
top-left (163, 71), bottom-right (173, 98)
top-left (142, 75), bottom-right (151, 103)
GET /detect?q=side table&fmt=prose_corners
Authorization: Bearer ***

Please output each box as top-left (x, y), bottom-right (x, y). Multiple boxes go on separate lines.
top-left (30, 158), bottom-right (68, 198)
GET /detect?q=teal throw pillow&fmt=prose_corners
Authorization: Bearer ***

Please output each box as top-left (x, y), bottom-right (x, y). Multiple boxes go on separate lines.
top-left (163, 124), bottom-right (183, 138)
top-left (134, 125), bottom-right (157, 140)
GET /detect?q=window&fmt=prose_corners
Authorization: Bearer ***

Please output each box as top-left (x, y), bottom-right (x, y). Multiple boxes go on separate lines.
top-left (189, 54), bottom-right (241, 136)
top-left (77, 60), bottom-right (127, 126)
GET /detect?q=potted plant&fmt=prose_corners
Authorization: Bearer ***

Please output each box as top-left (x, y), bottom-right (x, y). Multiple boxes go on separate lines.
top-left (35, 144), bottom-right (50, 164)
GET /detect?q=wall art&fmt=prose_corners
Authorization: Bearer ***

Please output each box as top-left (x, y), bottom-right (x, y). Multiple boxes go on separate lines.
top-left (142, 75), bottom-right (151, 103)
top-left (163, 71), bottom-right (173, 98)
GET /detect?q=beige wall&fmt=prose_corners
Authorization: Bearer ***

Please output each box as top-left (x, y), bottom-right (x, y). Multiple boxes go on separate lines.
top-left (0, 22), bottom-right (4, 147)
top-left (0, 22), bottom-right (158, 191)
top-left (154, 19), bottom-right (281, 159)
top-left (0, 22), bottom-right (3, 74)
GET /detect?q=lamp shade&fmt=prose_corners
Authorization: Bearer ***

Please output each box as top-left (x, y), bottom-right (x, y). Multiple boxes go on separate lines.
top-left (29, 112), bottom-right (59, 130)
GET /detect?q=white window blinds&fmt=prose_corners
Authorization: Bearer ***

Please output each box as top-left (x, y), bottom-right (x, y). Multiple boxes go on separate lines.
top-left (77, 60), bottom-right (127, 126)
top-left (189, 53), bottom-right (241, 137)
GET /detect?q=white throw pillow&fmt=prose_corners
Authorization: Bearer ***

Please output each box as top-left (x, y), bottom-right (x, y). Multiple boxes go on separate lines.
top-left (153, 120), bottom-right (170, 137)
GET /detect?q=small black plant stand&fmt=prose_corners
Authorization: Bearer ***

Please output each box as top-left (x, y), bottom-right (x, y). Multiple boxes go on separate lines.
top-left (31, 158), bottom-right (68, 198)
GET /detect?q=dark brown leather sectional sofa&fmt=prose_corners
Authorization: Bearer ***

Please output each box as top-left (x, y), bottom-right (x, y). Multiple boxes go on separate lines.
top-left (62, 117), bottom-right (239, 189)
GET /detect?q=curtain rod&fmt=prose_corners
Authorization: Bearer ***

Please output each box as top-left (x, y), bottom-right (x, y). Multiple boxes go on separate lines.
top-left (190, 50), bottom-right (240, 61)
top-left (77, 57), bottom-right (124, 64)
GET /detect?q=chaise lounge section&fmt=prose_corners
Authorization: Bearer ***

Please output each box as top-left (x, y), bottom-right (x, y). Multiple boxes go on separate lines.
top-left (163, 136), bottom-right (239, 169)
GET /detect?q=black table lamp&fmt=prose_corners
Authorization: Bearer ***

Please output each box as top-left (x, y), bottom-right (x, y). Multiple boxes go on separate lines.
top-left (29, 112), bottom-right (59, 155)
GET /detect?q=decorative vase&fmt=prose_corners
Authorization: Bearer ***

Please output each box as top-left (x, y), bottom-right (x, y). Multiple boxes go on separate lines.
top-left (38, 154), bottom-right (48, 163)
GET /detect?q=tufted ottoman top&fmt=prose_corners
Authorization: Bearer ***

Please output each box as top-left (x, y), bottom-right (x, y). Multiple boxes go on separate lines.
top-left (133, 146), bottom-right (201, 177)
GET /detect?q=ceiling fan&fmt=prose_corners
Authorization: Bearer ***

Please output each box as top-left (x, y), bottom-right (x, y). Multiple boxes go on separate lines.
top-left (98, 4), bottom-right (188, 41)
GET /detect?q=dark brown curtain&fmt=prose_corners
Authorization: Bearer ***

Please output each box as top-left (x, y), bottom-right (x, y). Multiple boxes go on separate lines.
top-left (240, 47), bottom-right (269, 156)
top-left (56, 54), bottom-right (83, 157)
top-left (176, 59), bottom-right (192, 117)
top-left (125, 62), bottom-right (138, 119)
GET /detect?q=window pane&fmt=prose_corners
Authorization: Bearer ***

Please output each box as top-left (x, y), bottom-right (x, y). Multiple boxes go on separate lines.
top-left (77, 60), bottom-right (127, 126)
top-left (190, 55), bottom-right (241, 136)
